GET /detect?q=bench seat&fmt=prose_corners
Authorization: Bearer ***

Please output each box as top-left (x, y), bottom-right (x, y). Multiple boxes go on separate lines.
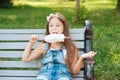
top-left (0, 20), bottom-right (94, 80)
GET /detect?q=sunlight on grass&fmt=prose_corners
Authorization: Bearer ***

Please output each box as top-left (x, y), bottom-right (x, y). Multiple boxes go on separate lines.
top-left (8, 15), bottom-right (17, 20)
top-left (13, 0), bottom-right (76, 8)
top-left (92, 0), bottom-right (113, 4)
top-left (12, 0), bottom-right (116, 11)
top-left (85, 0), bottom-right (116, 10)
top-left (27, 2), bottom-right (58, 7)
top-left (13, 0), bottom-right (27, 6)
top-left (27, 2), bottom-right (75, 8)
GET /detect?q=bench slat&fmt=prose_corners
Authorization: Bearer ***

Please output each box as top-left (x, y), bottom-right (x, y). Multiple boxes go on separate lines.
top-left (0, 77), bottom-right (84, 80)
top-left (73, 78), bottom-right (84, 80)
top-left (0, 70), bottom-right (84, 77)
top-left (0, 61), bottom-right (42, 68)
top-left (0, 61), bottom-right (83, 68)
top-left (0, 51), bottom-right (84, 58)
top-left (0, 42), bottom-right (84, 49)
top-left (0, 29), bottom-right (85, 34)
top-left (0, 77), bottom-right (35, 80)
top-left (0, 51), bottom-right (23, 58)
top-left (0, 70), bottom-right (38, 77)
top-left (0, 34), bottom-right (84, 41)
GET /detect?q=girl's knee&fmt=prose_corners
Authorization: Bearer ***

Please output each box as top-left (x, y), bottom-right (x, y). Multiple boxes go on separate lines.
top-left (36, 75), bottom-right (48, 80)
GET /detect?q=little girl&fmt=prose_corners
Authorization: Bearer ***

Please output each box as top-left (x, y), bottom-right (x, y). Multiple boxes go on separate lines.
top-left (22, 13), bottom-right (96, 80)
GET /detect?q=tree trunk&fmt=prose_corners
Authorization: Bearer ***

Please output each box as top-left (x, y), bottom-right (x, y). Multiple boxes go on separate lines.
top-left (116, 0), bottom-right (120, 10)
top-left (76, 0), bottom-right (80, 10)
top-left (75, 0), bottom-right (80, 22)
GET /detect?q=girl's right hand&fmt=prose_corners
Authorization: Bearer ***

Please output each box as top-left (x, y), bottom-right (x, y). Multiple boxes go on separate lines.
top-left (29, 35), bottom-right (39, 43)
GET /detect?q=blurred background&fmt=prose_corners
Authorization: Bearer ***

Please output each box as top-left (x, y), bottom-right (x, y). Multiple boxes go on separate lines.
top-left (0, 0), bottom-right (120, 79)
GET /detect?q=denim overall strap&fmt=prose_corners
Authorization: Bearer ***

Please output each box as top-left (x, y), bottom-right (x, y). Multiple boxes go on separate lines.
top-left (44, 43), bottom-right (49, 51)
top-left (41, 43), bottom-right (66, 65)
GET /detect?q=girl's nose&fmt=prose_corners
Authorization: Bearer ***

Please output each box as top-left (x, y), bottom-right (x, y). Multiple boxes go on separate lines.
top-left (52, 26), bottom-right (57, 29)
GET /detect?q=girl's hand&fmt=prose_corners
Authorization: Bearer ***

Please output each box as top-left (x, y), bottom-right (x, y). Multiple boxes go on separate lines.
top-left (81, 51), bottom-right (97, 60)
top-left (29, 35), bottom-right (39, 43)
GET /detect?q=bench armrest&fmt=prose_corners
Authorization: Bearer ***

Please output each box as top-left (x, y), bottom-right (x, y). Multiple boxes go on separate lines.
top-left (84, 58), bottom-right (94, 80)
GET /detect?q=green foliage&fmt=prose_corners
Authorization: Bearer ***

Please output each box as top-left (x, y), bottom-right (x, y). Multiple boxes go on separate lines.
top-left (73, 5), bottom-right (88, 24)
top-left (0, 0), bottom-right (13, 8)
top-left (73, 0), bottom-right (88, 24)
top-left (92, 9), bottom-right (120, 79)
top-left (29, 0), bottom-right (76, 1)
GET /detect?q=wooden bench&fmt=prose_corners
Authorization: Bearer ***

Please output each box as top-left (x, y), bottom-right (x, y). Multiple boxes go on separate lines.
top-left (0, 20), bottom-right (94, 80)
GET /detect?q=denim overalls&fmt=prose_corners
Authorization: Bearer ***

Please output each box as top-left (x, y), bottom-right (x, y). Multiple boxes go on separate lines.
top-left (35, 43), bottom-right (72, 80)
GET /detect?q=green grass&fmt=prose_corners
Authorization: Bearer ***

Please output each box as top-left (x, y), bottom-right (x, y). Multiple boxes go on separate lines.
top-left (0, 1), bottom-right (77, 29)
top-left (86, 1), bottom-right (120, 79)
top-left (0, 0), bottom-right (120, 79)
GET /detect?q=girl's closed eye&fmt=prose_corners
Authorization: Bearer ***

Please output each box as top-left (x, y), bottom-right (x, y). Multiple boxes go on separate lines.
top-left (56, 24), bottom-right (60, 27)
top-left (49, 24), bottom-right (53, 27)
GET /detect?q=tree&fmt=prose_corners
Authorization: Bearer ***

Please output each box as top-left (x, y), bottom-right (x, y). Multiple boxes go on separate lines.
top-left (0, 0), bottom-right (13, 8)
top-left (116, 0), bottom-right (120, 10)
top-left (75, 0), bottom-right (80, 21)
top-left (73, 0), bottom-right (80, 23)
top-left (74, 0), bottom-right (87, 23)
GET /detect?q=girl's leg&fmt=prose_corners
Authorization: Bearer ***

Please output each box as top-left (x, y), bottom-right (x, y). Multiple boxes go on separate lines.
top-left (57, 77), bottom-right (71, 80)
top-left (36, 75), bottom-right (49, 80)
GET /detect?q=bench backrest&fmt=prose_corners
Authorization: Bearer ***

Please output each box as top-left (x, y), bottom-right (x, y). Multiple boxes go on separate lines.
top-left (0, 21), bottom-right (92, 80)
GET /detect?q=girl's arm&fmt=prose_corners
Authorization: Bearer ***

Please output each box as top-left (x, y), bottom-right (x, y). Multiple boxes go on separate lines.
top-left (71, 51), bottom-right (96, 75)
top-left (22, 35), bottom-right (45, 62)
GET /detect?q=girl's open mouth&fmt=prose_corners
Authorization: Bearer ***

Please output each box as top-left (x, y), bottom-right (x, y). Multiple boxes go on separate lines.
top-left (53, 32), bottom-right (58, 34)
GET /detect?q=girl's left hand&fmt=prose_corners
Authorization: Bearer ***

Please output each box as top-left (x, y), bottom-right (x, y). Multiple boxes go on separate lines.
top-left (87, 51), bottom-right (97, 58)
top-left (81, 51), bottom-right (97, 59)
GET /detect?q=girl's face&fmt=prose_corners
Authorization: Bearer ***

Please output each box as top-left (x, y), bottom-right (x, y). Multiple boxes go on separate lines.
top-left (48, 17), bottom-right (64, 35)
